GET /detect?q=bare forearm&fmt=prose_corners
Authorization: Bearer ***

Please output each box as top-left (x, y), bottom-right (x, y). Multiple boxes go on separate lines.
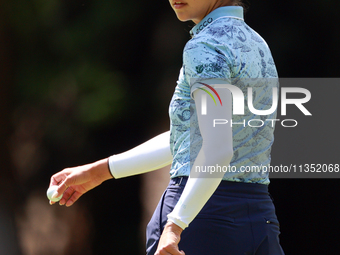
top-left (91, 158), bottom-right (114, 182)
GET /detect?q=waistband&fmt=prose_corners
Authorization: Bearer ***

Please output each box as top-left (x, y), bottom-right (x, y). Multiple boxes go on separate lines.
top-left (169, 176), bottom-right (270, 199)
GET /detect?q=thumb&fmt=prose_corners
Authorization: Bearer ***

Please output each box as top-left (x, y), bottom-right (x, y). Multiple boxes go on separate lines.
top-left (180, 251), bottom-right (185, 255)
top-left (56, 177), bottom-right (73, 196)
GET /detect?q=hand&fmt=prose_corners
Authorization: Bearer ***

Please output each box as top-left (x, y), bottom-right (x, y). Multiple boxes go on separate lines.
top-left (49, 158), bottom-right (113, 206)
top-left (155, 222), bottom-right (185, 255)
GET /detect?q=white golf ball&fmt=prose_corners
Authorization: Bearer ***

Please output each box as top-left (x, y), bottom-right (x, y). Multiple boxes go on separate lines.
top-left (47, 185), bottom-right (63, 202)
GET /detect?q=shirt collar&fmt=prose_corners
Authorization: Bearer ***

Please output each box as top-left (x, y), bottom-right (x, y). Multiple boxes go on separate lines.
top-left (190, 6), bottom-right (244, 37)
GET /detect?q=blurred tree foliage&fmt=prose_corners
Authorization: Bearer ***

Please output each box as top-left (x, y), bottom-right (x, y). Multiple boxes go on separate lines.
top-left (8, 0), bottom-right (133, 128)
top-left (1, 0), bottom-right (184, 254)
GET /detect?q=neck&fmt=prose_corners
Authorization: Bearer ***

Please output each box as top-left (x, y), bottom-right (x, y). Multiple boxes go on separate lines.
top-left (193, 1), bottom-right (235, 24)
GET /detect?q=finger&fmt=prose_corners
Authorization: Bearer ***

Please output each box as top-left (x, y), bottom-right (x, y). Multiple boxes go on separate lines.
top-left (58, 186), bottom-right (74, 206)
top-left (167, 247), bottom-right (183, 255)
top-left (50, 182), bottom-right (68, 203)
top-left (172, 250), bottom-right (183, 255)
top-left (65, 190), bottom-right (83, 207)
top-left (156, 246), bottom-right (176, 255)
top-left (59, 186), bottom-right (83, 207)
top-left (155, 251), bottom-right (171, 255)
top-left (50, 176), bottom-right (58, 187)
top-left (49, 171), bottom-right (67, 187)
top-left (56, 176), bottom-right (74, 198)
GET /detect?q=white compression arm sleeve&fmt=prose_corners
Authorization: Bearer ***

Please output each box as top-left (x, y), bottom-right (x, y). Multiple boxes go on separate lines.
top-left (167, 84), bottom-right (234, 230)
top-left (108, 131), bottom-right (173, 179)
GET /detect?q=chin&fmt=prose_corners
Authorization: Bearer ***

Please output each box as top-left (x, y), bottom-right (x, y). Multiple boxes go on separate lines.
top-left (176, 14), bottom-right (191, 22)
top-left (172, 11), bottom-right (190, 22)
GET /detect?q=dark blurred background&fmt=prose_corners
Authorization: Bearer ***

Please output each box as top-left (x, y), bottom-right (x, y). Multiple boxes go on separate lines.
top-left (0, 0), bottom-right (339, 254)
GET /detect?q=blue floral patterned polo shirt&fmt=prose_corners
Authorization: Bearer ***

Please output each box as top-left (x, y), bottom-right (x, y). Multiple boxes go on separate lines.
top-left (169, 6), bottom-right (279, 184)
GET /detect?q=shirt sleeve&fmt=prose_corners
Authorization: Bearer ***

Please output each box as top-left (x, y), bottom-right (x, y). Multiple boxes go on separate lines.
top-left (182, 38), bottom-right (233, 97)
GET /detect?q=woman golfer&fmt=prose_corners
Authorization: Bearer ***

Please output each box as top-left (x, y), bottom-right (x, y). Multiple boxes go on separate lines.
top-left (49, 0), bottom-right (285, 254)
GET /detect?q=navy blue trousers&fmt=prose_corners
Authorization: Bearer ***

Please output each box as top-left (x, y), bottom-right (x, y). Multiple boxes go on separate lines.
top-left (146, 177), bottom-right (284, 255)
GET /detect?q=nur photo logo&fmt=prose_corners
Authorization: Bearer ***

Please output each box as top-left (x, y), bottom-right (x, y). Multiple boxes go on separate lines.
top-left (196, 80), bottom-right (312, 128)
top-left (198, 82), bottom-right (223, 115)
